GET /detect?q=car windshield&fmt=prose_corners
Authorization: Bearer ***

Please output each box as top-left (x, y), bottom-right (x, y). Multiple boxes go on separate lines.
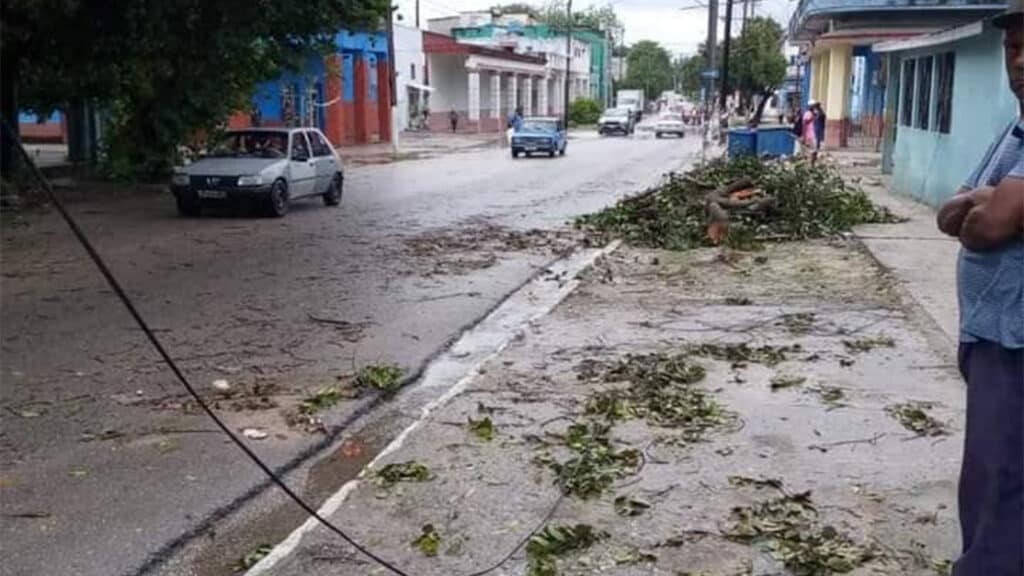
top-left (208, 131), bottom-right (289, 159)
top-left (605, 109), bottom-right (629, 118)
top-left (521, 120), bottom-right (558, 133)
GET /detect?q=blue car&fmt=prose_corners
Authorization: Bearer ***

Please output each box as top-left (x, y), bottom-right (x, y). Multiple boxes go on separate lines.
top-left (511, 117), bottom-right (567, 158)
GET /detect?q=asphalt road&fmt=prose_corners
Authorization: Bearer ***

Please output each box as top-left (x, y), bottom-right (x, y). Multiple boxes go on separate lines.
top-left (0, 129), bottom-right (700, 576)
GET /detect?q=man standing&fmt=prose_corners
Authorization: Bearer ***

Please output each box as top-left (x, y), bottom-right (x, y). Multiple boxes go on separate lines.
top-left (813, 102), bottom-right (826, 154)
top-left (936, 3), bottom-right (1024, 574)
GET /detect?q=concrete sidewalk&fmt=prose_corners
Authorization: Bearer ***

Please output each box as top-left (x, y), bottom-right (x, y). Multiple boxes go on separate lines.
top-left (833, 150), bottom-right (960, 353)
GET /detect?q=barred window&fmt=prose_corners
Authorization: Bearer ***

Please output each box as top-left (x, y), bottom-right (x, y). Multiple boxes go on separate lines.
top-left (900, 59), bottom-right (915, 127)
top-left (935, 52), bottom-right (955, 134)
top-left (915, 55), bottom-right (933, 130)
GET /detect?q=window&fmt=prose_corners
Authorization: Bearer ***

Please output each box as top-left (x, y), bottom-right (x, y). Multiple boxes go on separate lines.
top-left (410, 63), bottom-right (416, 80)
top-left (900, 59), bottom-right (915, 127)
top-left (291, 132), bottom-right (311, 159)
top-left (916, 55), bottom-right (933, 130)
top-left (935, 52), bottom-right (955, 134)
top-left (307, 130), bottom-right (332, 157)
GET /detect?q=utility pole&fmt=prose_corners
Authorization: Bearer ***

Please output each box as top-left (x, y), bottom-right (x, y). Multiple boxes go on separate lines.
top-left (719, 0), bottom-right (733, 114)
top-left (702, 0), bottom-right (719, 161)
top-left (564, 0), bottom-right (573, 127)
top-left (415, 0), bottom-right (420, 29)
top-left (386, 2), bottom-right (399, 152)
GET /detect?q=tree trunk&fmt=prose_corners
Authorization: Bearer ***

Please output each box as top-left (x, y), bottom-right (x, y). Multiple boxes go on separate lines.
top-left (1, 56), bottom-right (20, 176)
top-left (749, 88), bottom-right (773, 128)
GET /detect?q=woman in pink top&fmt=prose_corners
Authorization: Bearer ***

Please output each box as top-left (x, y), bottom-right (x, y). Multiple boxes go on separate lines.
top-left (801, 100), bottom-right (819, 163)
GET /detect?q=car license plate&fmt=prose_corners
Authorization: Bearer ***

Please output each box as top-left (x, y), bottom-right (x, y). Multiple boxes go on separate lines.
top-left (524, 146), bottom-right (538, 151)
top-left (198, 189), bottom-right (226, 199)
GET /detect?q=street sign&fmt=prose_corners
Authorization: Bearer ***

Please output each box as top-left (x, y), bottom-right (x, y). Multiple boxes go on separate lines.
top-left (701, 69), bottom-right (720, 79)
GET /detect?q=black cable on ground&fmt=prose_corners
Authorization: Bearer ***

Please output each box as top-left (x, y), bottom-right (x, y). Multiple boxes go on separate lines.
top-left (1, 119), bottom-right (565, 576)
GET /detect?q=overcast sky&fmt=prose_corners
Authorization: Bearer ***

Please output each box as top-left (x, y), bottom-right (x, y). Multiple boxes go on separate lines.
top-left (395, 0), bottom-right (799, 56)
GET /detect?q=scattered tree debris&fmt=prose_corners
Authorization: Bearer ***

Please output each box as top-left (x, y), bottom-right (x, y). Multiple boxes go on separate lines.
top-left (724, 296), bottom-right (754, 306)
top-left (576, 156), bottom-right (902, 250)
top-left (373, 461), bottom-right (432, 487)
top-left (807, 385), bottom-right (846, 409)
top-left (355, 363), bottom-right (404, 395)
top-left (580, 353), bottom-right (732, 442)
top-left (686, 342), bottom-right (801, 368)
top-left (298, 386), bottom-right (345, 415)
top-left (779, 313), bottom-right (816, 335)
top-left (412, 524), bottom-right (441, 557)
top-left (467, 416), bottom-right (496, 441)
top-left (726, 490), bottom-right (876, 575)
top-left (234, 543), bottom-right (273, 571)
top-left (612, 545), bottom-right (658, 566)
top-left (540, 422), bottom-right (640, 500)
top-left (843, 335), bottom-right (895, 354)
top-left (770, 375), bottom-right (807, 391)
top-left (526, 524), bottom-right (607, 576)
top-left (728, 476), bottom-right (784, 491)
top-left (885, 402), bottom-right (948, 437)
top-left (614, 495), bottom-right (652, 516)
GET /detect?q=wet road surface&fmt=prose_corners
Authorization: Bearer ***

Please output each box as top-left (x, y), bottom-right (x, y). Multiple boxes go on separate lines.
top-left (0, 131), bottom-right (699, 576)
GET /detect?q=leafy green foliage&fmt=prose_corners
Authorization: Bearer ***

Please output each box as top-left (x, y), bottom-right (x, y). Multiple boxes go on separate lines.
top-left (686, 341), bottom-right (801, 368)
top-left (726, 491), bottom-right (875, 575)
top-left (467, 416), bottom-right (496, 441)
top-left (373, 461), bottom-right (432, 487)
top-left (675, 54), bottom-right (705, 101)
top-left (581, 353), bottom-right (731, 441)
top-left (576, 156), bottom-right (902, 250)
top-left (780, 313), bottom-right (816, 335)
top-left (622, 40), bottom-right (673, 99)
top-left (536, 2), bottom-right (623, 41)
top-left (3, 0), bottom-right (388, 178)
top-left (542, 422), bottom-right (640, 499)
top-left (356, 363), bottom-right (404, 395)
top-left (569, 98), bottom-right (602, 126)
top-left (526, 524), bottom-right (607, 576)
top-left (807, 385), bottom-right (846, 409)
top-left (298, 386), bottom-right (344, 415)
top-left (731, 17), bottom-right (788, 123)
top-left (885, 402), bottom-right (948, 437)
top-left (412, 524), bottom-right (441, 557)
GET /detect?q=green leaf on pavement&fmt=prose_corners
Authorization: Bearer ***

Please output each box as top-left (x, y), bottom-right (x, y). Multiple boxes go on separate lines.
top-left (614, 495), bottom-right (652, 516)
top-left (412, 524), bottom-right (441, 557)
top-left (467, 416), bottom-right (496, 442)
top-left (373, 461), bottom-right (432, 487)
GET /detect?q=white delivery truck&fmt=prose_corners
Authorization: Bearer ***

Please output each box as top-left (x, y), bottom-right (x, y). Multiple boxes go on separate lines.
top-left (616, 89), bottom-right (645, 122)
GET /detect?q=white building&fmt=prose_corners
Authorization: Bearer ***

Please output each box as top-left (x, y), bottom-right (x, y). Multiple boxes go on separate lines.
top-left (424, 31), bottom-right (559, 132)
top-left (393, 24), bottom-right (431, 131)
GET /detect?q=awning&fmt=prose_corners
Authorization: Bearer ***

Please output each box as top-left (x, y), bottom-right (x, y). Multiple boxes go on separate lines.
top-left (873, 21), bottom-right (984, 53)
top-left (406, 81), bottom-right (434, 92)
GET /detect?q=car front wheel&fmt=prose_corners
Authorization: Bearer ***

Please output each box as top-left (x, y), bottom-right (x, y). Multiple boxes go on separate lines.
top-left (265, 179), bottom-right (289, 217)
top-left (176, 193), bottom-right (201, 217)
top-left (511, 150), bottom-right (520, 158)
top-left (323, 174), bottom-right (343, 206)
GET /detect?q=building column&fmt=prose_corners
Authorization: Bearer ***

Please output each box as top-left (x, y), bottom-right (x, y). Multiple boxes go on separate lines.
top-left (509, 73), bottom-right (519, 113)
top-left (467, 67), bottom-right (481, 128)
top-left (491, 71), bottom-right (502, 131)
top-left (538, 74), bottom-right (549, 116)
top-left (824, 45), bottom-right (851, 148)
top-left (524, 75), bottom-right (534, 115)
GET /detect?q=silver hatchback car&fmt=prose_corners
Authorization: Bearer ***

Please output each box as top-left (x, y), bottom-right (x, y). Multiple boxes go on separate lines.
top-left (170, 127), bottom-right (344, 217)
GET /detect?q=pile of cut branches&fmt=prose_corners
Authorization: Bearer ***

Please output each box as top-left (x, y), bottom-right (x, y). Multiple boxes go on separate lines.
top-left (576, 156), bottom-right (902, 250)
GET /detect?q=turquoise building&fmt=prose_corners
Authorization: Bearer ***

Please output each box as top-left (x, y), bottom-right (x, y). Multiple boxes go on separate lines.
top-left (875, 20), bottom-right (1017, 206)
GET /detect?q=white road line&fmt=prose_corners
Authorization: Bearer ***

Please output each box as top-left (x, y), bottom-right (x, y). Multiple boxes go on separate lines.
top-left (246, 240), bottom-right (621, 575)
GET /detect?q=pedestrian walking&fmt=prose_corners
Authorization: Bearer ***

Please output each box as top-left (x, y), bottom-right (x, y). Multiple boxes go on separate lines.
top-left (812, 102), bottom-right (826, 154)
top-left (800, 100), bottom-right (819, 163)
top-left (935, 3), bottom-right (1024, 574)
top-left (449, 109), bottom-right (459, 133)
top-left (505, 106), bottom-right (524, 147)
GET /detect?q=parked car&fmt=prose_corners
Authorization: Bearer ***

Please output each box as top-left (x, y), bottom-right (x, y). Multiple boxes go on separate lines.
top-left (511, 117), bottom-right (567, 158)
top-left (655, 116), bottom-right (686, 138)
top-left (597, 107), bottom-right (635, 136)
top-left (170, 127), bottom-right (344, 217)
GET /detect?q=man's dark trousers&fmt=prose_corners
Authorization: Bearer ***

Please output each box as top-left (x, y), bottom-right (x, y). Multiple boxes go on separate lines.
top-left (954, 340), bottom-right (1024, 576)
